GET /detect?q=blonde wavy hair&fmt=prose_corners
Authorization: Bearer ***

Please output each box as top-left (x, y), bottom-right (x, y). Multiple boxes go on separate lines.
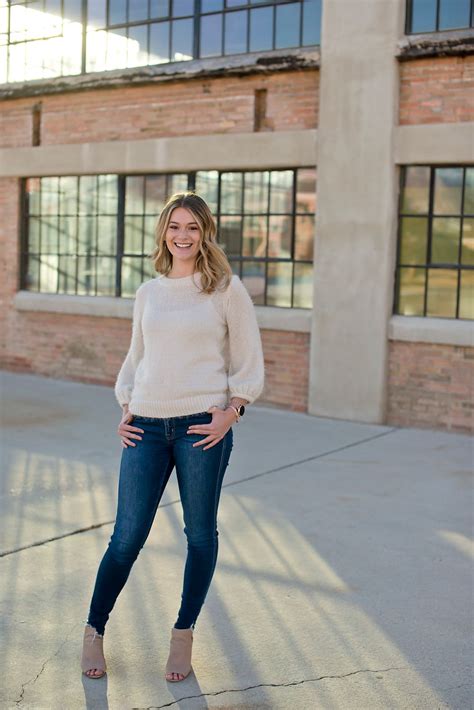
top-left (148, 191), bottom-right (233, 295)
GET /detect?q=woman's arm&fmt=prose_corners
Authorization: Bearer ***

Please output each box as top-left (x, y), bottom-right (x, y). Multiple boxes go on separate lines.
top-left (114, 286), bottom-right (145, 409)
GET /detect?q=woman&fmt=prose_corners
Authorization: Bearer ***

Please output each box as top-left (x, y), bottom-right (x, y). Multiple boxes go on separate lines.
top-left (81, 191), bottom-right (265, 682)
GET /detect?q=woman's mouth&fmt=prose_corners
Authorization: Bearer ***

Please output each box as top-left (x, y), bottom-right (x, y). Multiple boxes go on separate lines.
top-left (174, 242), bottom-right (193, 249)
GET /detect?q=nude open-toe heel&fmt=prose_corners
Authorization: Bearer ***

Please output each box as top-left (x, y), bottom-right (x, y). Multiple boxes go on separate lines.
top-left (81, 624), bottom-right (107, 679)
top-left (165, 627), bottom-right (193, 682)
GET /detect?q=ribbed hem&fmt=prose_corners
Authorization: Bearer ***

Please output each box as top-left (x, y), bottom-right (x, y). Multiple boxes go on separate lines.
top-left (128, 393), bottom-right (229, 418)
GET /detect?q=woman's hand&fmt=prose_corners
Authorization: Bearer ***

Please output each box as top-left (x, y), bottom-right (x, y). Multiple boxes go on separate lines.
top-left (187, 406), bottom-right (236, 451)
top-left (117, 406), bottom-right (144, 448)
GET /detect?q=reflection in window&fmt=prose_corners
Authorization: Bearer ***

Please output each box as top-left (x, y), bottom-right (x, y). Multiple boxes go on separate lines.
top-left (197, 167), bottom-right (316, 308)
top-left (1, 0), bottom-right (321, 83)
top-left (395, 165), bottom-right (474, 320)
top-left (22, 167), bottom-right (316, 308)
top-left (406, 0), bottom-right (473, 33)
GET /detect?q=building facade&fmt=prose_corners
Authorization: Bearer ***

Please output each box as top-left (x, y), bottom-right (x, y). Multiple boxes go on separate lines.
top-left (0, 0), bottom-right (472, 433)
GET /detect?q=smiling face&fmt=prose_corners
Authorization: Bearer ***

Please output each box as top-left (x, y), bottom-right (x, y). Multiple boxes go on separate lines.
top-left (165, 206), bottom-right (202, 266)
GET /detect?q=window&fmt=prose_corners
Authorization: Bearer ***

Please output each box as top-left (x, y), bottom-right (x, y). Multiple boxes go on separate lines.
top-left (405, 0), bottom-right (473, 34)
top-left (395, 166), bottom-right (474, 320)
top-left (21, 167), bottom-right (316, 308)
top-left (1, 0), bottom-right (321, 83)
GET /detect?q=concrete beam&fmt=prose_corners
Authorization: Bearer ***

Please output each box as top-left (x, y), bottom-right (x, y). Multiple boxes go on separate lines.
top-left (308, 0), bottom-right (405, 424)
top-left (395, 122), bottom-right (474, 164)
top-left (0, 130), bottom-right (318, 177)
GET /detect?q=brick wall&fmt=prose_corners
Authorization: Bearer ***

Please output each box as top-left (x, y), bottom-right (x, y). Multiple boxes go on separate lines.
top-left (0, 70), bottom-right (318, 148)
top-left (399, 55), bottom-right (474, 124)
top-left (388, 341), bottom-right (473, 434)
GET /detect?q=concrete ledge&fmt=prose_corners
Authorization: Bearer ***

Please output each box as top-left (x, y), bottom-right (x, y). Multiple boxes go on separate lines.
top-left (0, 130), bottom-right (318, 177)
top-left (13, 290), bottom-right (312, 332)
top-left (394, 122), bottom-right (474, 164)
top-left (397, 28), bottom-right (474, 61)
top-left (0, 46), bottom-right (319, 100)
top-left (389, 315), bottom-right (474, 347)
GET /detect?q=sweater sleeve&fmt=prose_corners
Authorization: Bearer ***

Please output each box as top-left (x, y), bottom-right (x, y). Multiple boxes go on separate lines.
top-left (225, 275), bottom-right (265, 405)
top-left (114, 285), bottom-right (145, 408)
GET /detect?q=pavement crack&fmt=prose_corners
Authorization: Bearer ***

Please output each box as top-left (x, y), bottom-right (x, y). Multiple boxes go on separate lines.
top-left (14, 621), bottom-right (82, 706)
top-left (136, 665), bottom-right (407, 709)
top-left (1, 427), bottom-right (398, 557)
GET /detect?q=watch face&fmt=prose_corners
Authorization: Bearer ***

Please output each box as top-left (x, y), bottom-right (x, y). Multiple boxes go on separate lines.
top-left (238, 405), bottom-right (245, 416)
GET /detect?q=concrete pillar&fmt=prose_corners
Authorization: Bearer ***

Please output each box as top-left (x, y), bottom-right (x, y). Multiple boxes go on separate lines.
top-left (309, 0), bottom-right (405, 423)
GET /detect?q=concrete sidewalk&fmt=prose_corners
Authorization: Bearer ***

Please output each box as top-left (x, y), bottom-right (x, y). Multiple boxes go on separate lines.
top-left (1, 371), bottom-right (472, 710)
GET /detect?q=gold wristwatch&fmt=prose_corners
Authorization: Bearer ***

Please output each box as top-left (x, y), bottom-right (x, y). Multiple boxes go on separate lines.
top-left (227, 403), bottom-right (245, 422)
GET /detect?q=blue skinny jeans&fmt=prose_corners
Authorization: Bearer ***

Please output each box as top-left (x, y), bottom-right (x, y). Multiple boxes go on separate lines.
top-left (86, 410), bottom-right (234, 636)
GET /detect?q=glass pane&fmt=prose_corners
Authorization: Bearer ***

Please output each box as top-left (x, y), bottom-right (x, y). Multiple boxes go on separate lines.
top-left (229, 259), bottom-right (241, 276)
top-left (426, 268), bottom-right (458, 317)
top-left (302, 0), bottom-right (321, 46)
top-left (41, 177), bottom-right (59, 215)
top-left (268, 215), bottom-right (292, 258)
top-left (221, 173), bottom-right (243, 213)
top-left (459, 270), bottom-right (474, 320)
top-left (78, 216), bottom-right (97, 254)
top-left (121, 256), bottom-right (144, 297)
top-left (150, 0), bottom-right (170, 18)
top-left (26, 178), bottom-right (41, 215)
top-left (77, 256), bottom-right (96, 294)
top-left (267, 261), bottom-right (292, 307)
top-left (242, 261), bottom-right (265, 304)
top-left (41, 217), bottom-right (59, 253)
top-left (200, 13), bottom-right (222, 57)
top-left (439, 0), bottom-right (471, 30)
top-left (28, 217), bottom-right (41, 253)
top-left (293, 262), bottom-right (313, 308)
top-left (270, 171), bottom-right (293, 213)
top-left (244, 171), bottom-right (269, 213)
top-left (195, 170), bottom-right (219, 213)
top-left (25, 255), bottom-right (40, 291)
top-left (431, 217), bottom-right (461, 264)
top-left (399, 217), bottom-right (428, 265)
top-left (397, 267), bottom-right (426, 316)
top-left (96, 257), bottom-right (116, 295)
top-left (144, 255), bottom-right (157, 279)
top-left (461, 218), bottom-right (474, 265)
top-left (106, 25), bottom-right (128, 70)
top-left (86, 29), bottom-right (106, 72)
top-left (58, 255), bottom-right (78, 294)
top-left (126, 176), bottom-right (145, 214)
top-left (79, 176), bottom-right (98, 215)
top-left (150, 21), bottom-right (170, 63)
top-left (401, 166), bottom-right (430, 214)
top-left (125, 216), bottom-right (144, 254)
top-left (127, 24), bottom-right (148, 67)
top-left (242, 215), bottom-right (267, 257)
top-left (296, 168), bottom-right (316, 213)
top-left (39, 255), bottom-right (59, 293)
top-left (249, 7), bottom-right (273, 52)
top-left (433, 167), bottom-right (463, 215)
top-left (88, 0), bottom-right (106, 28)
top-left (410, 0), bottom-right (437, 32)
top-left (219, 216), bottom-right (241, 256)
top-left (201, 0), bottom-right (224, 11)
top-left (295, 214), bottom-right (315, 261)
top-left (275, 2), bottom-right (300, 49)
top-left (59, 176), bottom-right (78, 215)
top-left (109, 0), bottom-right (127, 24)
top-left (97, 216), bottom-right (116, 254)
top-left (144, 215), bottom-right (158, 254)
top-left (98, 175), bottom-right (118, 214)
top-left (224, 10), bottom-right (247, 54)
top-left (172, 0), bottom-right (194, 16)
top-left (171, 18), bottom-right (193, 61)
top-left (145, 175), bottom-right (167, 214)
top-left (63, 0), bottom-right (82, 24)
top-left (129, 0), bottom-right (149, 22)
top-left (168, 174), bottom-right (189, 194)
top-left (464, 168), bottom-right (474, 214)
top-left (58, 216), bottom-right (77, 253)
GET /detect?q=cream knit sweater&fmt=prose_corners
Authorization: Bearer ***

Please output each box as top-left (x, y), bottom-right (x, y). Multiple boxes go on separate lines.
top-left (114, 271), bottom-right (265, 417)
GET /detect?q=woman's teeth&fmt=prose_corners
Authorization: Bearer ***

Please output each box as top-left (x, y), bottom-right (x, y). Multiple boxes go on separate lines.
top-left (175, 243), bottom-right (192, 249)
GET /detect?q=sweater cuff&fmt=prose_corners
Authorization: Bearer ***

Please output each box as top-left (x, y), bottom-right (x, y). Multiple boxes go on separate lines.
top-left (115, 385), bottom-right (133, 407)
top-left (228, 385), bottom-right (264, 406)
